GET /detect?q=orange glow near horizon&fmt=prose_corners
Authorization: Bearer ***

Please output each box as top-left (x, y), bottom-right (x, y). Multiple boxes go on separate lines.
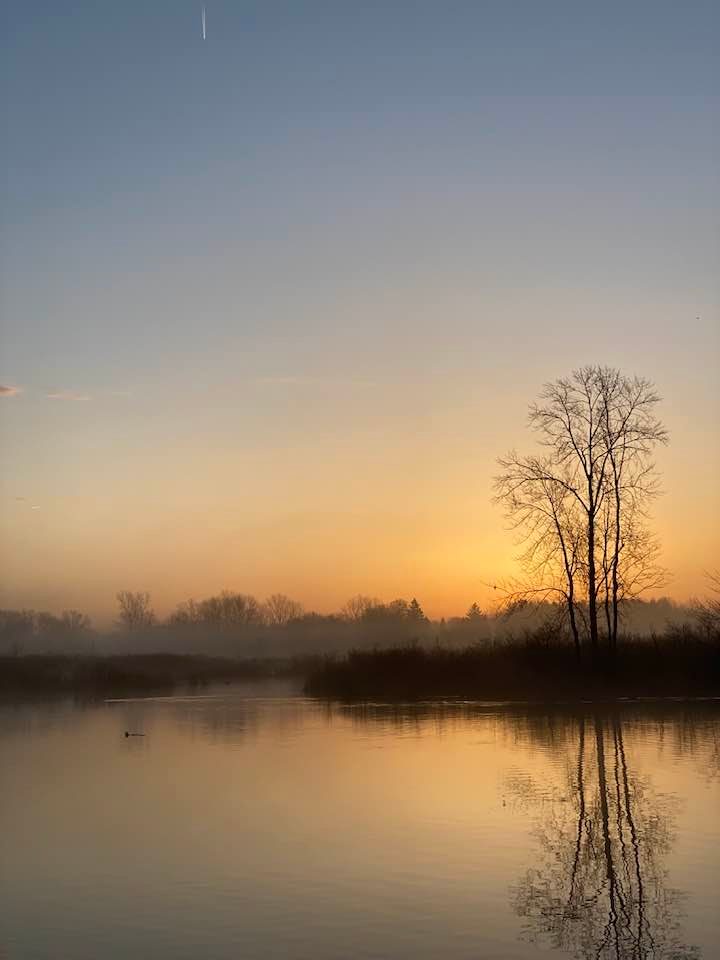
top-left (1, 28), bottom-right (717, 622)
top-left (1, 401), bottom-right (717, 626)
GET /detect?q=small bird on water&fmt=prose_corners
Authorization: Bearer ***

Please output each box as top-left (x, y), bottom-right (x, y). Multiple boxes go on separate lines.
top-left (124, 731), bottom-right (145, 737)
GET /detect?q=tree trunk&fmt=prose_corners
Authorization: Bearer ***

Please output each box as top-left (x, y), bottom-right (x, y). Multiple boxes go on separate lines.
top-left (611, 506), bottom-right (621, 653)
top-left (604, 577), bottom-right (612, 641)
top-left (568, 717), bottom-right (585, 906)
top-left (595, 716), bottom-right (620, 952)
top-left (567, 594), bottom-right (581, 660)
top-left (587, 501), bottom-right (599, 654)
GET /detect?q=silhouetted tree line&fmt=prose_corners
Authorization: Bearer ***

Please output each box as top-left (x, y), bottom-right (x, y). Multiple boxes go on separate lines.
top-left (0, 608), bottom-right (92, 655)
top-left (115, 591), bottom-right (437, 657)
top-left (0, 588), bottom-right (714, 658)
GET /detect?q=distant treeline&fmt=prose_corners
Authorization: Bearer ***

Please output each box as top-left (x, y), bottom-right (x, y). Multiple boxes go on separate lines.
top-left (0, 589), bottom-right (709, 659)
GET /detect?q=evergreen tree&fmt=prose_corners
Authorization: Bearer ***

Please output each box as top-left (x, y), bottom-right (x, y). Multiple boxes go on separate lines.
top-left (466, 602), bottom-right (485, 622)
top-left (408, 598), bottom-right (427, 622)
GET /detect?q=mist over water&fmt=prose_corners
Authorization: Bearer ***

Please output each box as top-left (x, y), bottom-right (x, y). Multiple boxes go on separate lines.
top-left (1, 691), bottom-right (718, 959)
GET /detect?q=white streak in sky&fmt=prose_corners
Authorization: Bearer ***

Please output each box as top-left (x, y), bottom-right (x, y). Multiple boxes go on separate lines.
top-left (202, 5), bottom-right (206, 40)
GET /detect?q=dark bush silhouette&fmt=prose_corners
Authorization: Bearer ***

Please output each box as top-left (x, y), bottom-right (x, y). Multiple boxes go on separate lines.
top-left (0, 653), bottom-right (319, 699)
top-left (304, 627), bottom-right (720, 701)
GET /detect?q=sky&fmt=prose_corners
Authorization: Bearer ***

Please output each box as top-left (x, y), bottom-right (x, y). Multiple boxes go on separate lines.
top-left (1, 1), bottom-right (718, 624)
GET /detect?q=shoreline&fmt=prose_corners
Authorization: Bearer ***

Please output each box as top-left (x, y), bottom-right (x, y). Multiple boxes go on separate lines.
top-left (2, 639), bottom-right (719, 704)
top-left (0, 653), bottom-right (316, 700)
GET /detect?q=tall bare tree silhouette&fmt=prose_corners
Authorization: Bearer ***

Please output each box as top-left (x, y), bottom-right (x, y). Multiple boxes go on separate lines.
top-left (495, 366), bottom-right (668, 655)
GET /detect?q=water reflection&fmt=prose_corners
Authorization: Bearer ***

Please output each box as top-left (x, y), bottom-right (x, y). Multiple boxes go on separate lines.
top-left (1, 694), bottom-right (717, 960)
top-left (513, 712), bottom-right (699, 959)
top-left (329, 701), bottom-right (717, 958)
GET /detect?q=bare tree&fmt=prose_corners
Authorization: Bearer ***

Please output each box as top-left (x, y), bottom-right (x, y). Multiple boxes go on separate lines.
top-left (495, 366), bottom-right (668, 654)
top-left (340, 594), bottom-right (379, 622)
top-left (596, 368), bottom-right (668, 649)
top-left (692, 570), bottom-right (720, 635)
top-left (166, 598), bottom-right (201, 626)
top-left (60, 609), bottom-right (92, 634)
top-left (361, 599), bottom-right (411, 623)
top-left (0, 609), bottom-right (36, 655)
top-left (193, 591), bottom-right (262, 628)
top-left (116, 591), bottom-right (156, 631)
top-left (494, 452), bottom-right (585, 655)
top-left (263, 593), bottom-right (304, 626)
top-left (36, 610), bottom-right (92, 650)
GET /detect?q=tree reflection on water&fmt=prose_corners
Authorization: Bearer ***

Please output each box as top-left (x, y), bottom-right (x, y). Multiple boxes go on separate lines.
top-left (513, 713), bottom-right (700, 959)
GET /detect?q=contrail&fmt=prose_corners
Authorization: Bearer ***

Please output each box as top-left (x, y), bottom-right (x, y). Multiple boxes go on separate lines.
top-left (202, 5), bottom-right (206, 40)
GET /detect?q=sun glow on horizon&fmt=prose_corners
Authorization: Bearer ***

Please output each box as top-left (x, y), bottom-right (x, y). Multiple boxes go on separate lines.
top-left (1, 5), bottom-right (717, 624)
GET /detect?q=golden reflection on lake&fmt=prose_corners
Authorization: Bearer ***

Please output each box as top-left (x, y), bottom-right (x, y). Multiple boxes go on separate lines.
top-left (1, 691), bottom-right (718, 959)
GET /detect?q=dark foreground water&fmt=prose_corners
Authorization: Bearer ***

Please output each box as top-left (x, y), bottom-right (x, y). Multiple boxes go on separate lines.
top-left (1, 688), bottom-right (718, 960)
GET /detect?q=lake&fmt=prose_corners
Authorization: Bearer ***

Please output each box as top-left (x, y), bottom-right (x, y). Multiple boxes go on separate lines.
top-left (1, 689), bottom-right (718, 959)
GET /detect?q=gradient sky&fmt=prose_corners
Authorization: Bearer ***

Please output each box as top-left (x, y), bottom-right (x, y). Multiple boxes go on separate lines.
top-left (1, 1), bottom-right (718, 623)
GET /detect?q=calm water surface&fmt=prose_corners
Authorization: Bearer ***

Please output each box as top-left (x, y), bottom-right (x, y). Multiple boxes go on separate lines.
top-left (1, 688), bottom-right (718, 959)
